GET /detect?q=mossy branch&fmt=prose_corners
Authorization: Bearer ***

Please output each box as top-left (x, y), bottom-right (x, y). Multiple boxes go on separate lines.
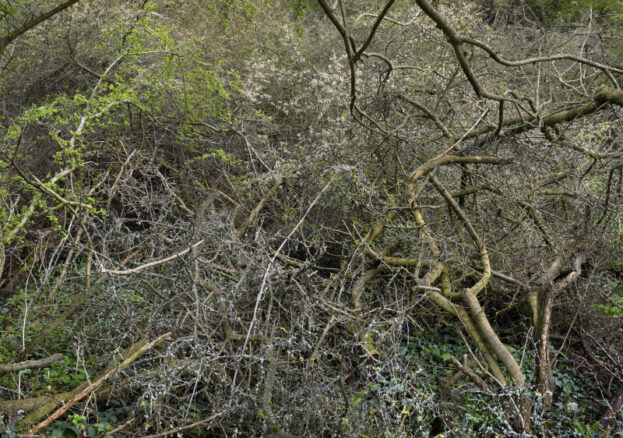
top-left (24, 333), bottom-right (171, 434)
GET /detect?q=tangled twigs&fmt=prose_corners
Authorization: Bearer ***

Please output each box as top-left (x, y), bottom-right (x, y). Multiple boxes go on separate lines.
top-left (232, 174), bottom-right (338, 391)
top-left (16, 249), bottom-right (140, 362)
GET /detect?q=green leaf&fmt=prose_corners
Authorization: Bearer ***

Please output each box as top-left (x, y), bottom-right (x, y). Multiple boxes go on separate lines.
top-left (350, 395), bottom-right (362, 408)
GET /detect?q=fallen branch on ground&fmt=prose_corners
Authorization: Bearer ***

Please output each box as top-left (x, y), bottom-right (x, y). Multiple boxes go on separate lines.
top-left (0, 354), bottom-right (63, 375)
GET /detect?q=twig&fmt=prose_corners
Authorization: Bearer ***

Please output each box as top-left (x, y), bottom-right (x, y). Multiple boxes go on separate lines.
top-left (102, 240), bottom-right (205, 275)
top-left (450, 356), bottom-right (493, 395)
top-left (107, 417), bottom-right (135, 435)
top-left (309, 315), bottom-right (336, 365)
top-left (143, 412), bottom-right (224, 438)
top-left (236, 178), bottom-right (284, 239)
top-left (157, 170), bottom-right (193, 215)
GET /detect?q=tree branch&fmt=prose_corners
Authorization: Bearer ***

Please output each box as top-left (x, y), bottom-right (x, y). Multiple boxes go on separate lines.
top-left (0, 0), bottom-right (81, 58)
top-left (0, 354), bottom-right (63, 375)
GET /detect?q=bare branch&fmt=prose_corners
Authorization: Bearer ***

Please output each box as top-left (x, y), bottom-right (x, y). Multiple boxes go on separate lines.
top-left (102, 240), bottom-right (205, 275)
top-left (0, 354), bottom-right (63, 375)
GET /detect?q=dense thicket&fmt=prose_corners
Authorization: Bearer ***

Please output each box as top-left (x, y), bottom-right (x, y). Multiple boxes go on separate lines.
top-left (1, 1), bottom-right (622, 437)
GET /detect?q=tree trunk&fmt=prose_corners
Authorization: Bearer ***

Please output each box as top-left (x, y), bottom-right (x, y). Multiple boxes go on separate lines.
top-left (534, 289), bottom-right (555, 407)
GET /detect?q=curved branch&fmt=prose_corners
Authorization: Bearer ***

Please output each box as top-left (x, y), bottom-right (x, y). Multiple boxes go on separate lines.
top-left (415, 0), bottom-right (621, 102)
top-left (355, 12), bottom-right (415, 27)
top-left (410, 155), bottom-right (514, 181)
top-left (460, 36), bottom-right (622, 87)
